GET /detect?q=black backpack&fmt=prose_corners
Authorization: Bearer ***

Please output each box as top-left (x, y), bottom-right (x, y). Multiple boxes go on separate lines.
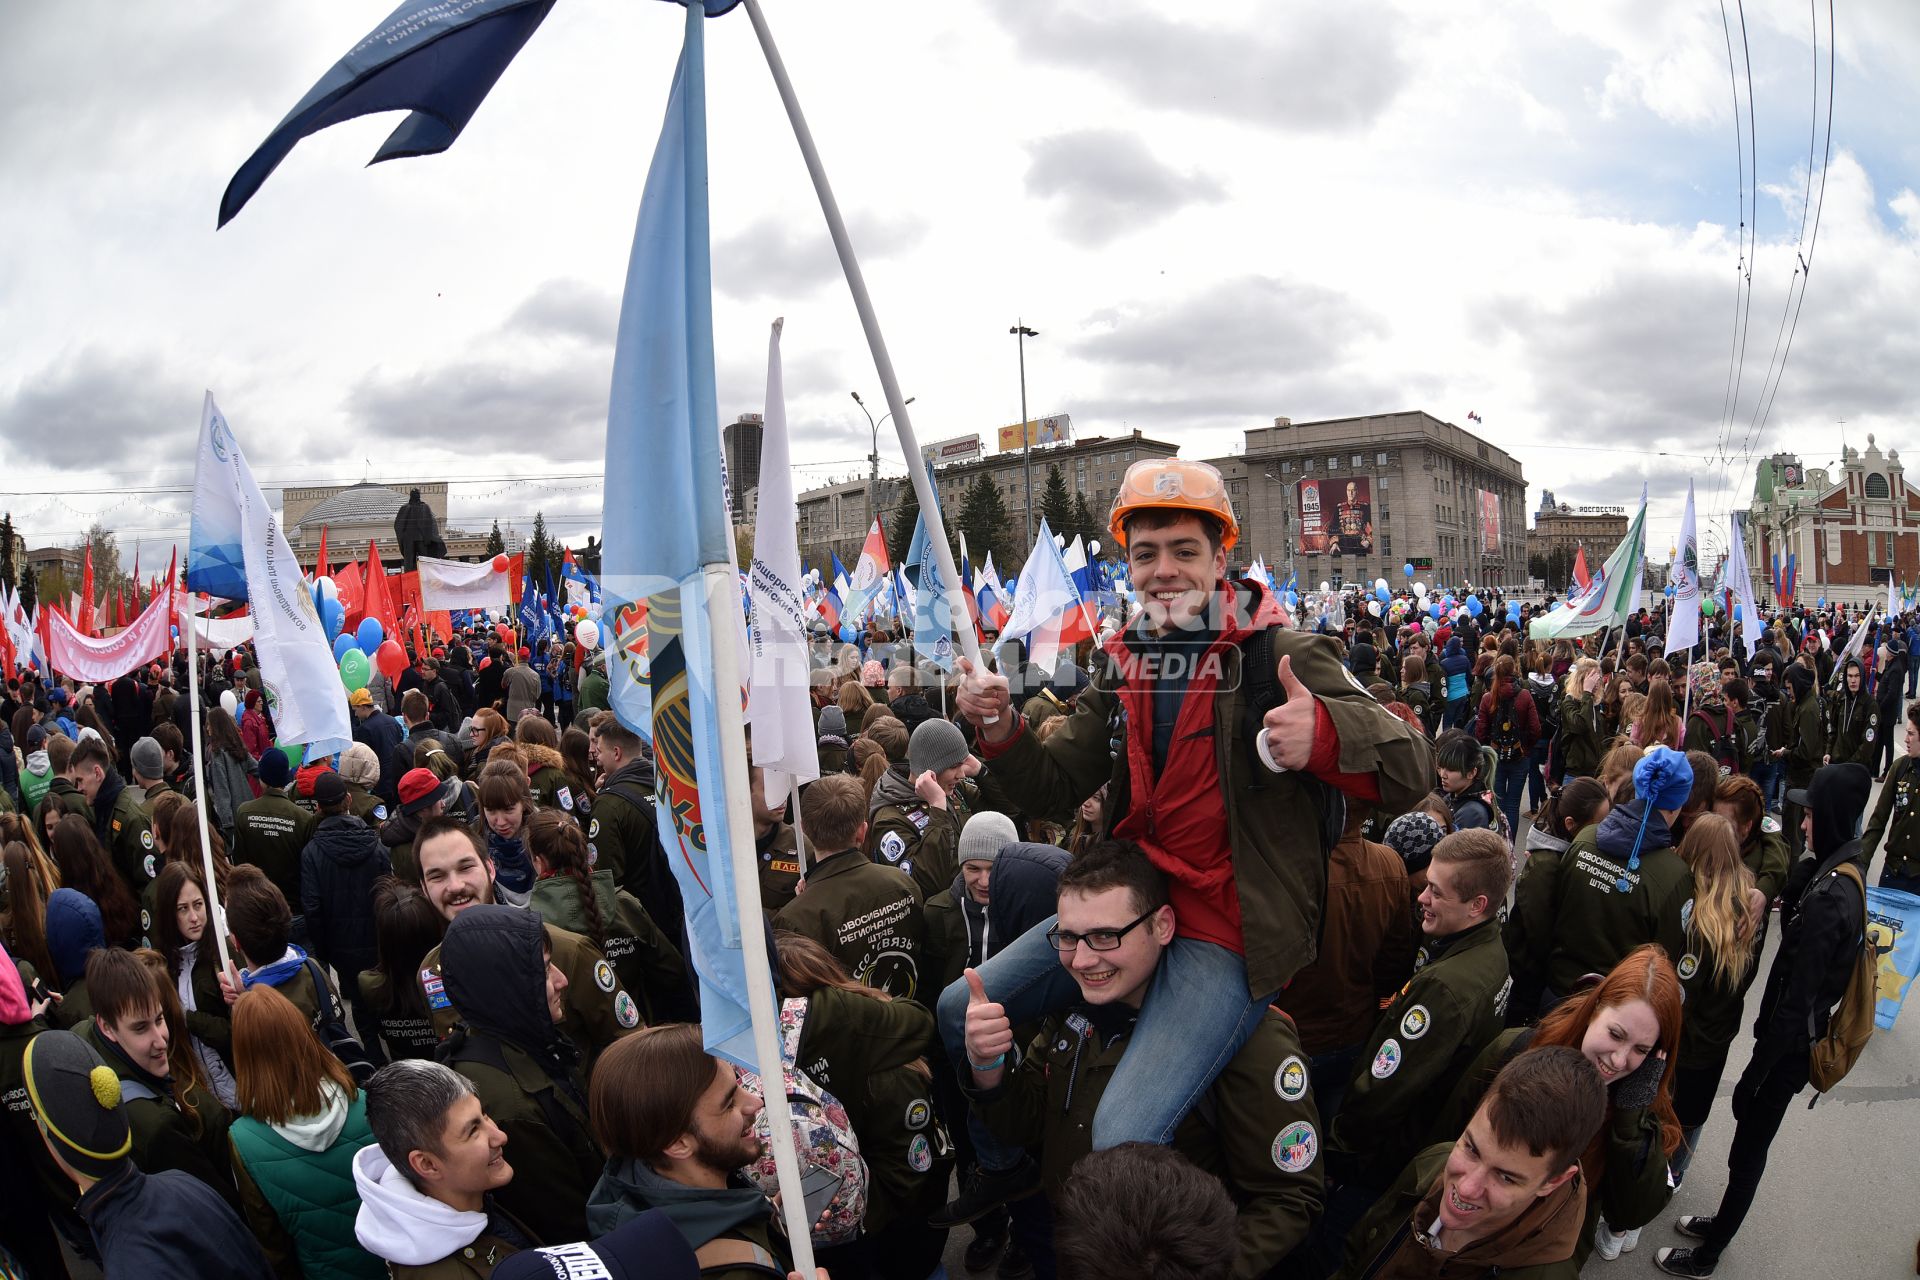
top-left (303, 959), bottom-right (378, 1085)
top-left (1491, 695), bottom-right (1526, 761)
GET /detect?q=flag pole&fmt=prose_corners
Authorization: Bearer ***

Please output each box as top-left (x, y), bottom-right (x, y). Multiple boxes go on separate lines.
top-left (743, 0), bottom-right (991, 722)
top-left (701, 562), bottom-right (817, 1275)
top-left (787, 777), bottom-right (808, 878)
top-left (181, 593), bottom-right (237, 982)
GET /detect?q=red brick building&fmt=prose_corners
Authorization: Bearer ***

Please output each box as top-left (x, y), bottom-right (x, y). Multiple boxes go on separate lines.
top-left (1746, 435), bottom-right (1917, 608)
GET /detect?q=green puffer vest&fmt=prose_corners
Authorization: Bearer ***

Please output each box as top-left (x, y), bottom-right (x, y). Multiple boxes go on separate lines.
top-left (229, 1095), bottom-right (385, 1280)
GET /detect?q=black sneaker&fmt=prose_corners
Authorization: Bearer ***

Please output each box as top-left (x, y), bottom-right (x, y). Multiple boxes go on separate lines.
top-left (964, 1216), bottom-right (1009, 1271)
top-left (1654, 1246), bottom-right (1718, 1277)
top-left (928, 1157), bottom-right (1042, 1228)
top-left (997, 1243), bottom-right (1035, 1280)
top-left (1675, 1216), bottom-right (1714, 1241)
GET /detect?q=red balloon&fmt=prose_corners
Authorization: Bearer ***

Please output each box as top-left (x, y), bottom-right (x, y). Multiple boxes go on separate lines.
top-left (478, 657), bottom-right (493, 671)
top-left (492, 553), bottom-right (509, 572)
top-left (375, 639), bottom-right (408, 681)
top-left (495, 623), bottom-right (513, 645)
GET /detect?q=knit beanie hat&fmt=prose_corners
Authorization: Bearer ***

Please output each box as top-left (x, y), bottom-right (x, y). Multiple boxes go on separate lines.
top-left (129, 737), bottom-right (164, 780)
top-left (908, 718), bottom-right (970, 778)
top-left (1383, 812), bottom-right (1447, 875)
top-left (22, 1028), bottom-right (131, 1180)
top-left (258, 748), bottom-right (293, 789)
top-left (957, 812), bottom-right (1018, 867)
top-left (44, 890), bottom-right (104, 988)
top-left (817, 705), bottom-right (848, 738)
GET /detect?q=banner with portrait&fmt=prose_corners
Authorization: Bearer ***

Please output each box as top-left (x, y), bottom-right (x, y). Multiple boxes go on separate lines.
top-left (1479, 490), bottom-right (1502, 548)
top-left (1297, 477), bottom-right (1373, 556)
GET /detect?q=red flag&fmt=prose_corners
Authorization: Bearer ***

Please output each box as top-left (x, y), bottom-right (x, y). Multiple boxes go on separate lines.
top-left (1572, 545), bottom-right (1591, 592)
top-left (316, 526), bottom-right (332, 580)
top-left (335, 561), bottom-right (365, 626)
top-left (78, 547), bottom-right (96, 636)
top-left (131, 550), bottom-right (141, 611)
top-left (363, 541), bottom-right (400, 638)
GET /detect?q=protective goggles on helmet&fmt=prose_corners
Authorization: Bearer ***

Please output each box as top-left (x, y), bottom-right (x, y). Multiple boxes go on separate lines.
top-left (1108, 458), bottom-right (1240, 551)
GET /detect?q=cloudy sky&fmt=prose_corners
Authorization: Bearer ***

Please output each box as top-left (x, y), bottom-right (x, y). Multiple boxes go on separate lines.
top-left (3, 0), bottom-right (1916, 576)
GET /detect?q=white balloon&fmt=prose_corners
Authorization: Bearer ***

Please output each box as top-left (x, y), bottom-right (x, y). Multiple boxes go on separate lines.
top-left (219, 689), bottom-right (238, 715)
top-left (1054, 534), bottom-right (1066, 547)
top-left (1088, 541), bottom-right (1101, 555)
top-left (1375, 577), bottom-right (1388, 591)
top-left (575, 620), bottom-right (600, 650)
top-left (1413, 580), bottom-right (1428, 596)
top-left (587, 603), bottom-right (604, 620)
top-left (1367, 600), bottom-right (1381, 617)
top-left (1319, 581), bottom-right (1331, 593)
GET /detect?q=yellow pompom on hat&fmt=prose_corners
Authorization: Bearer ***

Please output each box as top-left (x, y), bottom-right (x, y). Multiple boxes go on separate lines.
top-left (22, 1030), bottom-right (132, 1179)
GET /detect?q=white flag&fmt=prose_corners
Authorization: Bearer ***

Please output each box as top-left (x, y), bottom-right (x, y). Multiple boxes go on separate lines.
top-left (1664, 480), bottom-right (1700, 658)
top-left (994, 519), bottom-right (1078, 674)
top-left (745, 320), bottom-right (819, 802)
top-left (1725, 512), bottom-right (1764, 662)
top-left (188, 393), bottom-right (352, 758)
top-left (417, 554), bottom-right (511, 612)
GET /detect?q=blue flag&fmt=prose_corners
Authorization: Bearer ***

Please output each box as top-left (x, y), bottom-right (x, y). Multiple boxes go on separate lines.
top-left (904, 473), bottom-right (956, 671)
top-left (599, 3), bottom-right (757, 1071)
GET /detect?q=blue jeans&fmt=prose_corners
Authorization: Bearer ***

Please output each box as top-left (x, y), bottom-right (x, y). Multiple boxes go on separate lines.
top-left (1752, 759), bottom-right (1784, 813)
top-left (937, 917), bottom-right (1274, 1153)
top-left (1524, 738), bottom-right (1551, 811)
top-left (1493, 756), bottom-right (1528, 836)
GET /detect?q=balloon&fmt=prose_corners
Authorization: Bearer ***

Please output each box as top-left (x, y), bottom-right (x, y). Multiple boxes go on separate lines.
top-left (1701, 599), bottom-right (1716, 616)
top-left (576, 619), bottom-right (600, 650)
top-left (1413, 580), bottom-right (1428, 597)
top-left (1453, 606), bottom-right (1467, 622)
top-left (587, 603), bottom-right (603, 620)
top-left (1429, 602), bottom-right (1442, 619)
top-left (1089, 541), bottom-right (1101, 556)
top-left (492, 554), bottom-right (510, 572)
top-left (279, 742), bottom-right (304, 770)
top-left (375, 639), bottom-right (408, 681)
top-left (1466, 596), bottom-right (1484, 618)
top-left (332, 633), bottom-right (359, 663)
top-left (1367, 601), bottom-right (1381, 617)
top-left (496, 623), bottom-right (514, 645)
top-left (1733, 604), bottom-right (1743, 621)
top-left (1403, 563), bottom-right (1415, 578)
top-left (1319, 581), bottom-right (1331, 594)
top-left (339, 649), bottom-right (371, 691)
top-left (314, 576), bottom-right (338, 603)
top-left (320, 598), bottom-right (345, 641)
top-left (1374, 578), bottom-right (1387, 591)
top-left (217, 689), bottom-right (236, 716)
top-left (355, 618), bottom-right (385, 652)
top-left (478, 656), bottom-right (493, 671)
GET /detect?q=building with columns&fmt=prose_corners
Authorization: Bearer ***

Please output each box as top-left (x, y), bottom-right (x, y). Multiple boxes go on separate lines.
top-left (1745, 436), bottom-right (1919, 608)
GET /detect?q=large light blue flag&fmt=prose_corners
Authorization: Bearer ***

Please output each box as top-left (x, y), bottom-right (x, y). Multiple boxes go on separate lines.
top-left (599, 2), bottom-right (756, 1071)
top-left (904, 475), bottom-right (956, 672)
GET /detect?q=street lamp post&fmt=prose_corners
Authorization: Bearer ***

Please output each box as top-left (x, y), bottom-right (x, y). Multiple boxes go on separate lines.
top-left (851, 391), bottom-right (913, 542)
top-left (1010, 323), bottom-right (1038, 543)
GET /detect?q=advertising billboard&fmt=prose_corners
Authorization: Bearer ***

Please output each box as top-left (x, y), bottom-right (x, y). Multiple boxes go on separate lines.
top-left (921, 434), bottom-right (984, 467)
top-left (1479, 490), bottom-right (1502, 548)
top-left (997, 414), bottom-right (1071, 452)
top-left (1297, 477), bottom-right (1373, 556)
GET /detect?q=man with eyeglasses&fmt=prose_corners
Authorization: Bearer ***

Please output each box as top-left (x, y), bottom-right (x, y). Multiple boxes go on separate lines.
top-left (946, 456), bottom-right (1432, 1223)
top-left (961, 840), bottom-right (1324, 1279)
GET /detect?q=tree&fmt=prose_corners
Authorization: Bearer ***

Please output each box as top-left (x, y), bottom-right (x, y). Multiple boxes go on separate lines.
top-left (81, 522), bottom-right (126, 600)
top-left (486, 520), bottom-right (505, 556)
top-left (526, 512), bottom-right (552, 596)
top-left (1070, 492), bottom-right (1101, 553)
top-left (1040, 464), bottom-right (1074, 538)
top-left (958, 475), bottom-right (1019, 573)
top-left (17, 563), bottom-right (36, 616)
top-left (888, 482), bottom-right (920, 566)
top-left (0, 513), bottom-right (15, 595)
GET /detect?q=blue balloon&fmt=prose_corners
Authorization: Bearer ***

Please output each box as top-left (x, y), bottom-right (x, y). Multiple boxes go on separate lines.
top-left (332, 633), bottom-right (360, 663)
top-left (1403, 562), bottom-right (1415, 578)
top-left (1428, 602), bottom-right (1442, 619)
top-left (321, 598), bottom-right (345, 641)
top-left (356, 618), bottom-right (385, 652)
top-left (1817, 596), bottom-right (1826, 607)
top-left (1733, 604), bottom-right (1743, 621)
top-left (1466, 595), bottom-right (1484, 618)
top-left (1375, 585), bottom-right (1390, 603)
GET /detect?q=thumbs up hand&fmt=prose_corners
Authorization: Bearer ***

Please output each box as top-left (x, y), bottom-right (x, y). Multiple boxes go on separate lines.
top-left (962, 967), bottom-right (1013, 1080)
top-left (1260, 655), bottom-right (1319, 772)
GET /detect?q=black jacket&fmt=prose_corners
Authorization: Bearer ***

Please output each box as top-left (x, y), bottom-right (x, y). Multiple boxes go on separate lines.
top-left (80, 1163), bottom-right (269, 1280)
top-left (300, 813), bottom-right (393, 974)
top-left (352, 710), bottom-right (407, 804)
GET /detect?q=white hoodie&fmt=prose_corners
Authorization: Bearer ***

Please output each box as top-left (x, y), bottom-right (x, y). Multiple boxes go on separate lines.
top-left (275, 1078), bottom-right (351, 1152)
top-left (353, 1144), bottom-right (490, 1267)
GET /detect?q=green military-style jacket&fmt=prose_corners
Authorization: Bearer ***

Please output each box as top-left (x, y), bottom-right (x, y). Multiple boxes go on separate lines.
top-left (865, 770), bottom-right (976, 905)
top-left (1785, 692), bottom-right (1825, 785)
top-left (527, 870), bottom-right (695, 1026)
top-left (773, 849), bottom-right (926, 1003)
top-left (1545, 810), bottom-right (1693, 996)
top-left (975, 1004), bottom-right (1324, 1280)
top-left (1332, 917), bottom-right (1509, 1189)
top-left (1558, 691), bottom-right (1602, 777)
top-left (345, 781), bottom-right (388, 830)
top-left (103, 785), bottom-right (156, 901)
top-left (977, 612), bottom-right (1436, 999)
top-left (753, 821), bottom-right (804, 915)
top-left (1823, 688), bottom-right (1878, 767)
top-left (76, 1022), bottom-right (238, 1211)
top-left (420, 920), bottom-right (637, 1069)
top-left (445, 1035), bottom-right (601, 1247)
top-left (1862, 754), bottom-right (1920, 882)
top-left (231, 790), bottom-right (317, 908)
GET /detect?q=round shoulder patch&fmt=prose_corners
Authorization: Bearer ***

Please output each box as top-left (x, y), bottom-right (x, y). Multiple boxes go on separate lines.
top-left (904, 1099), bottom-right (931, 1131)
top-left (586, 842), bottom-right (599, 866)
top-left (1272, 1121), bottom-right (1318, 1173)
top-left (1399, 1004), bottom-right (1431, 1041)
top-left (1274, 1055), bottom-right (1309, 1102)
top-left (1677, 953), bottom-right (1699, 981)
top-left (142, 854), bottom-right (157, 881)
top-left (613, 990), bottom-right (639, 1029)
top-left (1760, 815), bottom-right (1780, 834)
top-left (588, 817), bottom-right (601, 838)
top-left (139, 829), bottom-right (154, 851)
top-left (1371, 1037), bottom-right (1403, 1079)
top-left (140, 909), bottom-right (151, 932)
top-left (595, 960), bottom-right (617, 993)
top-left (878, 830), bottom-right (908, 863)
top-left (907, 1133), bottom-right (933, 1173)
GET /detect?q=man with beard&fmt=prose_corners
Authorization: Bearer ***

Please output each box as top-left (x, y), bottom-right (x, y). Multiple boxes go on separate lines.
top-left (411, 817), bottom-right (638, 1067)
top-left (582, 1023), bottom-right (792, 1277)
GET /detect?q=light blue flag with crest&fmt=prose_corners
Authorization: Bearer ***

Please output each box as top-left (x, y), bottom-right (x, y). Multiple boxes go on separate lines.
top-left (598, 0), bottom-right (756, 1071)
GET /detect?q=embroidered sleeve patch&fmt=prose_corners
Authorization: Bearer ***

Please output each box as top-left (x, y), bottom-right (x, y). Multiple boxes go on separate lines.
top-left (1272, 1121), bottom-right (1318, 1173)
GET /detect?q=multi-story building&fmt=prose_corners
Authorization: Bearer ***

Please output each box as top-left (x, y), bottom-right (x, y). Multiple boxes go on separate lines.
top-left (282, 481), bottom-right (496, 571)
top-left (723, 413), bottom-right (765, 522)
top-left (795, 475), bottom-right (907, 569)
top-left (1746, 436), bottom-right (1920, 607)
top-left (1527, 490), bottom-right (1630, 573)
top-left (1219, 411), bottom-right (1528, 590)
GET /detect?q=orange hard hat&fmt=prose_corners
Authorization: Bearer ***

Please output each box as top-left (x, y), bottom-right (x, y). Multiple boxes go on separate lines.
top-left (1107, 458), bottom-right (1240, 551)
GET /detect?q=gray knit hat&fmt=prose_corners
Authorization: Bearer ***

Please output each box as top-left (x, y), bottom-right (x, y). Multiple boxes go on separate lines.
top-left (817, 705), bottom-right (848, 738)
top-left (129, 736), bottom-right (165, 781)
top-left (22, 1029), bottom-right (131, 1180)
top-left (957, 812), bottom-right (1018, 867)
top-left (908, 718), bottom-right (970, 777)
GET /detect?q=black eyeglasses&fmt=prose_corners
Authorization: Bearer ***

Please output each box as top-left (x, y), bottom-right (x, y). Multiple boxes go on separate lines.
top-left (1046, 907), bottom-right (1159, 953)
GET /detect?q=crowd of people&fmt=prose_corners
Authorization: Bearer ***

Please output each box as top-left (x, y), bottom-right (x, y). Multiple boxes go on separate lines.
top-left (0, 456), bottom-right (1908, 1279)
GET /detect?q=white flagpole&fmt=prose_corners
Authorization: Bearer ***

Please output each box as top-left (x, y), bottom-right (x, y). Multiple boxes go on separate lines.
top-left (743, 0), bottom-right (991, 724)
top-left (701, 563), bottom-right (815, 1275)
top-left (181, 594), bottom-right (236, 981)
top-left (787, 777), bottom-right (807, 878)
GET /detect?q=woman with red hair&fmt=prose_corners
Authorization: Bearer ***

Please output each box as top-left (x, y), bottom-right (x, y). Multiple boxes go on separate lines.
top-left (1429, 944), bottom-right (1684, 1266)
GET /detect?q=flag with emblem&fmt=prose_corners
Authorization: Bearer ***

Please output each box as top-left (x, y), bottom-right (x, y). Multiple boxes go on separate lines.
top-left (189, 394), bottom-right (352, 758)
top-left (1664, 480), bottom-right (1700, 658)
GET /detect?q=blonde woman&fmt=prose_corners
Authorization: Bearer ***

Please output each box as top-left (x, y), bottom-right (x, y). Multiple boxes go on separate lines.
top-left (1668, 813), bottom-right (1759, 1184)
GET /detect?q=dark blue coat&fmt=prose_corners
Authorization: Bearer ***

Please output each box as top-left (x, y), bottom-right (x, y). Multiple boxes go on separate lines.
top-left (351, 711), bottom-right (406, 803)
top-left (300, 814), bottom-right (393, 976)
top-left (80, 1162), bottom-right (271, 1280)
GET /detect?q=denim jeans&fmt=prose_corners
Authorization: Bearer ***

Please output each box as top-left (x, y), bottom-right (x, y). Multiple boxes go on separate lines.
top-left (1750, 760), bottom-right (1784, 813)
top-left (938, 916), bottom-right (1275, 1152)
top-left (1493, 756), bottom-right (1528, 837)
